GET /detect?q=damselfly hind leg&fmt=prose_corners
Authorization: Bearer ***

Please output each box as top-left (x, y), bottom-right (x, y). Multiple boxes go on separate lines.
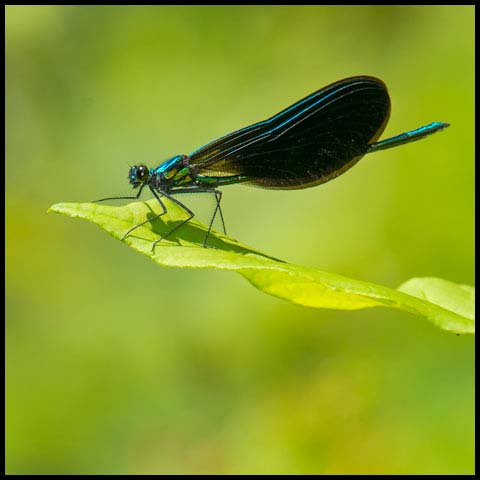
top-left (203, 189), bottom-right (225, 248)
top-left (165, 188), bottom-right (226, 249)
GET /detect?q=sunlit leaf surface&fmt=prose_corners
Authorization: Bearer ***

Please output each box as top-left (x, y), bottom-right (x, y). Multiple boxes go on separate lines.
top-left (49, 200), bottom-right (475, 335)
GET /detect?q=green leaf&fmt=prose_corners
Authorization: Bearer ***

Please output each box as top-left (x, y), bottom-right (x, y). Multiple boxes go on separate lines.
top-left (48, 199), bottom-right (475, 335)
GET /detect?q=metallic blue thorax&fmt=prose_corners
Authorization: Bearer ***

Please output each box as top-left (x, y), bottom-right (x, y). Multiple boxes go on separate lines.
top-left (152, 154), bottom-right (198, 189)
top-left (153, 154), bottom-right (246, 190)
top-left (154, 155), bottom-right (185, 176)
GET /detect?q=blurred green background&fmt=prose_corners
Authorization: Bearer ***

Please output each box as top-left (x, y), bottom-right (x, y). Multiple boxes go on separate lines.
top-left (6, 5), bottom-right (474, 475)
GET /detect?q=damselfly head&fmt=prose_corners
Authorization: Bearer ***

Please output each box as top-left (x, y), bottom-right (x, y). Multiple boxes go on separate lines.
top-left (128, 165), bottom-right (150, 188)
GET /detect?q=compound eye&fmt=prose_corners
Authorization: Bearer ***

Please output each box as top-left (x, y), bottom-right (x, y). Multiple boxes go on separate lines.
top-left (136, 165), bottom-right (149, 181)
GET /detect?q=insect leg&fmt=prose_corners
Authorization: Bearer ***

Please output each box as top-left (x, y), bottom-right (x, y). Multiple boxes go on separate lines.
top-left (170, 188), bottom-right (226, 247)
top-left (203, 189), bottom-right (224, 246)
top-left (93, 183), bottom-right (146, 203)
top-left (150, 192), bottom-right (195, 251)
top-left (121, 186), bottom-right (167, 241)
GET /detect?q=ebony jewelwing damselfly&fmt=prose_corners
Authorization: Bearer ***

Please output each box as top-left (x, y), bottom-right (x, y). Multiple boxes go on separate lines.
top-left (95, 76), bottom-right (449, 250)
